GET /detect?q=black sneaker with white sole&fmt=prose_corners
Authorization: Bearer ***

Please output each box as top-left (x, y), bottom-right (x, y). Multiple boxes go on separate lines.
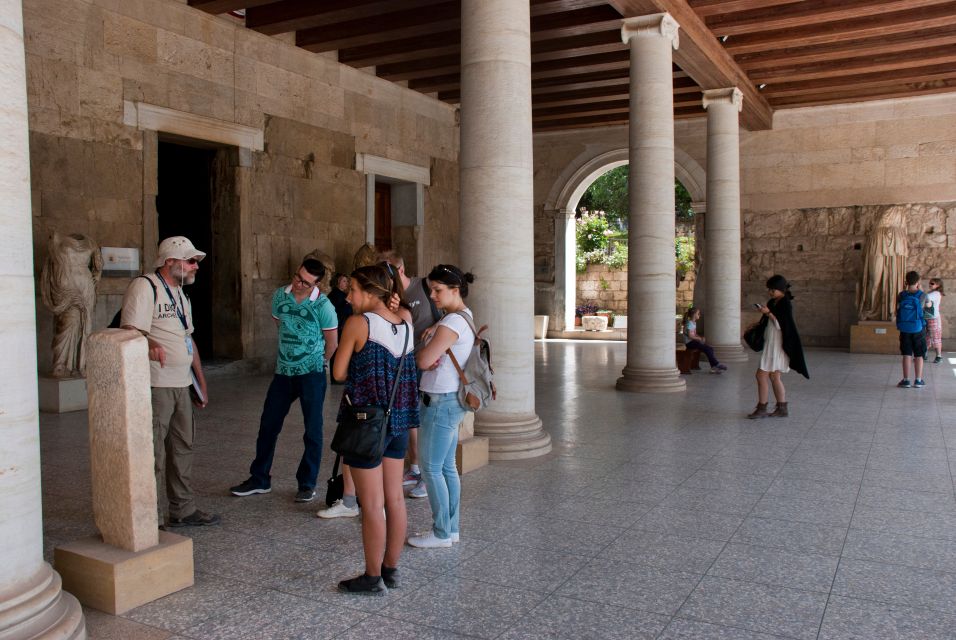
top-left (295, 488), bottom-right (316, 503)
top-left (381, 566), bottom-right (400, 589)
top-left (230, 478), bottom-right (272, 496)
top-left (167, 509), bottom-right (221, 527)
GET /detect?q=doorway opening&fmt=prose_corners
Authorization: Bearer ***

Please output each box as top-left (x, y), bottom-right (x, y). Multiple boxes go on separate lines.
top-left (156, 140), bottom-right (242, 362)
top-left (374, 182), bottom-right (392, 251)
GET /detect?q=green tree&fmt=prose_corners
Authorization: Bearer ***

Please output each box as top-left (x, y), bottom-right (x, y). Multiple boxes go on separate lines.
top-left (578, 167), bottom-right (695, 225)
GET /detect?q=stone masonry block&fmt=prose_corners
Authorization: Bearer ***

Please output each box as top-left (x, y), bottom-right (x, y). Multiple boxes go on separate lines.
top-left (86, 329), bottom-right (158, 552)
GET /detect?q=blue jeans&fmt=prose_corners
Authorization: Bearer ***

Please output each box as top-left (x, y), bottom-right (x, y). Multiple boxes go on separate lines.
top-left (685, 339), bottom-right (719, 367)
top-left (419, 392), bottom-right (466, 540)
top-left (249, 371), bottom-right (326, 490)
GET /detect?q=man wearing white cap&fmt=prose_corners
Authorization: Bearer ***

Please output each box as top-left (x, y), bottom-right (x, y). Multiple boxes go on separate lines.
top-left (121, 236), bottom-right (220, 528)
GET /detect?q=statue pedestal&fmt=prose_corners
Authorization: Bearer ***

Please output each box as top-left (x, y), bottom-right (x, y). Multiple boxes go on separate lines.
top-left (54, 531), bottom-right (193, 615)
top-left (456, 412), bottom-right (489, 474)
top-left (38, 375), bottom-right (88, 413)
top-left (850, 321), bottom-right (898, 354)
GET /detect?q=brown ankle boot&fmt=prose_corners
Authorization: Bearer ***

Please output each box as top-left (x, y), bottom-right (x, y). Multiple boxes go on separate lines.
top-left (770, 402), bottom-right (789, 418)
top-left (747, 403), bottom-right (769, 419)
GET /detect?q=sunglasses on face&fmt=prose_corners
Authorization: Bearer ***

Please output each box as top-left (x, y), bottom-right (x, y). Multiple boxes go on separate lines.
top-left (183, 258), bottom-right (200, 265)
top-left (293, 273), bottom-right (318, 287)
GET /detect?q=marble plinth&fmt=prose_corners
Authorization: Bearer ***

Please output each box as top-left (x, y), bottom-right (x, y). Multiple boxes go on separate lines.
top-left (38, 375), bottom-right (88, 413)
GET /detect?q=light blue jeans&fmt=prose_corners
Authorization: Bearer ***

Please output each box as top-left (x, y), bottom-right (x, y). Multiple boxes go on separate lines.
top-left (419, 391), bottom-right (465, 540)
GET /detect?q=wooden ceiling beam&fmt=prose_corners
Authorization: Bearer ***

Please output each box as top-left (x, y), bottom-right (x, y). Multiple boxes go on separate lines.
top-left (533, 105), bottom-right (704, 131)
top-left (750, 45), bottom-right (956, 84)
top-left (533, 92), bottom-right (704, 119)
top-left (296, 1), bottom-right (458, 52)
top-left (769, 81), bottom-right (956, 108)
top-left (376, 55), bottom-right (460, 82)
top-left (334, 30), bottom-right (460, 66)
top-left (762, 63), bottom-right (956, 99)
top-left (737, 24), bottom-right (956, 71)
top-left (688, 0), bottom-right (803, 18)
top-left (530, 0), bottom-right (614, 16)
top-left (530, 5), bottom-right (626, 41)
top-left (609, 0), bottom-right (773, 130)
top-left (707, 0), bottom-right (955, 38)
top-left (723, 2), bottom-right (956, 56)
top-left (247, 0), bottom-right (450, 36)
top-left (187, 0), bottom-right (275, 14)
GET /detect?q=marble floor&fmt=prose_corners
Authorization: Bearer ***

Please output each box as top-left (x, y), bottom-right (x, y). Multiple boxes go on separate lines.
top-left (40, 342), bottom-right (956, 640)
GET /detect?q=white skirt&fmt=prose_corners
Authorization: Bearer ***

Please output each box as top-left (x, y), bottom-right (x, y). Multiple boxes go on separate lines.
top-left (759, 317), bottom-right (790, 373)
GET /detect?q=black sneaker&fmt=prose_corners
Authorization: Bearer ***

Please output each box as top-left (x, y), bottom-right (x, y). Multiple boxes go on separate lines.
top-left (934, 356), bottom-right (943, 364)
top-left (338, 573), bottom-right (387, 596)
top-left (381, 565), bottom-right (400, 589)
top-left (167, 509), bottom-right (221, 527)
top-left (230, 478), bottom-right (271, 496)
top-left (295, 488), bottom-right (316, 503)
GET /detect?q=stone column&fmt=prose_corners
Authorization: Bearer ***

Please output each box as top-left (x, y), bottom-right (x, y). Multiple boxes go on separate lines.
top-left (552, 208), bottom-right (576, 332)
top-left (0, 0), bottom-right (86, 637)
top-left (616, 14), bottom-right (686, 393)
top-left (459, 0), bottom-right (550, 459)
top-left (702, 88), bottom-right (747, 362)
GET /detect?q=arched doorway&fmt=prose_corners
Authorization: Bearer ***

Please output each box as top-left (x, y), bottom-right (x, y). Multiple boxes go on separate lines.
top-left (544, 147), bottom-right (706, 331)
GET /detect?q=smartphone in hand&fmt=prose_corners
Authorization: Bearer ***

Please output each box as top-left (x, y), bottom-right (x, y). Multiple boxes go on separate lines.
top-left (753, 303), bottom-right (762, 309)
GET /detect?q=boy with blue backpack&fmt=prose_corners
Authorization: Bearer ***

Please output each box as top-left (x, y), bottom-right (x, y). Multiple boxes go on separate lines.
top-left (896, 270), bottom-right (927, 388)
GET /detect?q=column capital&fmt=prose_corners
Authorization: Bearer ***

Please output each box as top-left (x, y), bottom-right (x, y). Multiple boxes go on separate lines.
top-left (552, 207), bottom-right (576, 221)
top-left (702, 87), bottom-right (744, 112)
top-left (621, 13), bottom-right (679, 50)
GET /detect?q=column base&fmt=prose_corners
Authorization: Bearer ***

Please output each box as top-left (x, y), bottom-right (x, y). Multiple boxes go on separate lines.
top-left (616, 367), bottom-right (686, 393)
top-left (713, 343), bottom-right (749, 363)
top-left (0, 563), bottom-right (86, 640)
top-left (54, 532), bottom-right (193, 615)
top-left (474, 411), bottom-right (552, 460)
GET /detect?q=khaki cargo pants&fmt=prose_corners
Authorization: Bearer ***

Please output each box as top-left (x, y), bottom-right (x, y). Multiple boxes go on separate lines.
top-left (152, 387), bottom-right (196, 522)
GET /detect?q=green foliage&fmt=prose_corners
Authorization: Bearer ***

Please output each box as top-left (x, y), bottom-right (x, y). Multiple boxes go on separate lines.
top-left (675, 236), bottom-right (695, 276)
top-left (606, 242), bottom-right (628, 269)
top-left (675, 180), bottom-right (694, 223)
top-left (578, 165), bottom-right (629, 227)
top-left (575, 211), bottom-right (611, 254)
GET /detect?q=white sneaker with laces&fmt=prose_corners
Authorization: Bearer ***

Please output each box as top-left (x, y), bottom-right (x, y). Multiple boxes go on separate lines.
top-left (316, 499), bottom-right (360, 519)
top-left (407, 531), bottom-right (452, 548)
top-left (451, 532), bottom-right (459, 543)
top-left (409, 479), bottom-right (428, 498)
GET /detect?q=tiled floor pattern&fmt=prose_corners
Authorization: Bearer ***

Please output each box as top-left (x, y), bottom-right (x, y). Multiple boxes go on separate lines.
top-left (40, 343), bottom-right (956, 639)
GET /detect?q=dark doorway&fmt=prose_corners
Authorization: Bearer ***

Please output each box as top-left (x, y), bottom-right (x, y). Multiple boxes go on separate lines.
top-left (375, 182), bottom-right (392, 251)
top-left (157, 141), bottom-right (235, 361)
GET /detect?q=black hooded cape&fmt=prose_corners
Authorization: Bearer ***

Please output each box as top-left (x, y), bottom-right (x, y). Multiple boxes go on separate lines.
top-left (766, 296), bottom-right (809, 379)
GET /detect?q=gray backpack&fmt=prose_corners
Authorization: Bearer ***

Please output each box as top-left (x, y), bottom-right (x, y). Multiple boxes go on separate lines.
top-left (445, 311), bottom-right (496, 412)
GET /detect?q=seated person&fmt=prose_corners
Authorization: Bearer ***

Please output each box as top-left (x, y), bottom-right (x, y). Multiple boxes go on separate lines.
top-left (682, 307), bottom-right (727, 374)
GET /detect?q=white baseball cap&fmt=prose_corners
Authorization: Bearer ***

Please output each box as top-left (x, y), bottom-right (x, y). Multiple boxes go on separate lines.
top-left (153, 236), bottom-right (206, 268)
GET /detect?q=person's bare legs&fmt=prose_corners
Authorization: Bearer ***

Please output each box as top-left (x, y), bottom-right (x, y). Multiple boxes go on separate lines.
top-left (407, 428), bottom-right (419, 470)
top-left (343, 464), bottom-right (355, 496)
top-left (756, 369), bottom-right (770, 404)
top-left (382, 457), bottom-right (406, 569)
top-left (351, 465), bottom-right (385, 577)
top-left (901, 355), bottom-right (912, 380)
top-left (769, 371), bottom-right (786, 403)
top-left (914, 355), bottom-right (924, 381)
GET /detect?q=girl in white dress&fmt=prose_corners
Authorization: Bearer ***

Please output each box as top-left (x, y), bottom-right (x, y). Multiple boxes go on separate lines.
top-left (748, 275), bottom-right (808, 419)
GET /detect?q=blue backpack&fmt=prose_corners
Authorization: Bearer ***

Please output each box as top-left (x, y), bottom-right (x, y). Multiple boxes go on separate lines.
top-left (896, 290), bottom-right (924, 333)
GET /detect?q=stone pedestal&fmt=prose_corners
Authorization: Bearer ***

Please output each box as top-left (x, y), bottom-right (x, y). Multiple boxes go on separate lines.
top-left (850, 321), bottom-right (899, 354)
top-left (53, 329), bottom-right (193, 615)
top-left (460, 0), bottom-right (551, 458)
top-left (533, 315), bottom-right (550, 339)
top-left (456, 412), bottom-right (489, 473)
top-left (703, 88), bottom-right (748, 364)
top-left (616, 13), bottom-right (686, 394)
top-left (54, 532), bottom-right (193, 616)
top-left (38, 375), bottom-right (88, 413)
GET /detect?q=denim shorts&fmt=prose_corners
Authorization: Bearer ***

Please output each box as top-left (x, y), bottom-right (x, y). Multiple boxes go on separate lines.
top-left (899, 331), bottom-right (927, 357)
top-left (344, 430), bottom-right (409, 469)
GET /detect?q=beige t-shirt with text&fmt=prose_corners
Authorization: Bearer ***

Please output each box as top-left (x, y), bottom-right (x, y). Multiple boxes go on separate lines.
top-left (120, 273), bottom-right (194, 388)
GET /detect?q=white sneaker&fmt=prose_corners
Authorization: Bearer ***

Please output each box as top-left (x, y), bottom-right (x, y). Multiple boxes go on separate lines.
top-left (409, 480), bottom-right (428, 499)
top-left (407, 531), bottom-right (452, 548)
top-left (451, 532), bottom-right (459, 543)
top-left (316, 499), bottom-right (359, 519)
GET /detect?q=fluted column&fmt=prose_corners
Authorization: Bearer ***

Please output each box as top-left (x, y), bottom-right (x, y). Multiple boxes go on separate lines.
top-left (616, 14), bottom-right (686, 393)
top-left (0, 1), bottom-right (86, 637)
top-left (459, 0), bottom-right (551, 459)
top-left (702, 88), bottom-right (747, 362)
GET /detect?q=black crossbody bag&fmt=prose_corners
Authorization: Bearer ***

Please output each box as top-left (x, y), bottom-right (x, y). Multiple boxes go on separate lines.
top-left (330, 324), bottom-right (410, 462)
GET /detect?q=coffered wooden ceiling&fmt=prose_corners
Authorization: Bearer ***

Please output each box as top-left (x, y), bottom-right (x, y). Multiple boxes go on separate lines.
top-left (190, 0), bottom-right (956, 133)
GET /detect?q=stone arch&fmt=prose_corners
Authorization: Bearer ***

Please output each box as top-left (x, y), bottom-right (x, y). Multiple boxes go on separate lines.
top-left (545, 145), bottom-right (706, 331)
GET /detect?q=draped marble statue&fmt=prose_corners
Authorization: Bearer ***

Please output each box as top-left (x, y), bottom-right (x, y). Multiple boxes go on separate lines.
top-left (40, 232), bottom-right (102, 377)
top-left (856, 205), bottom-right (908, 322)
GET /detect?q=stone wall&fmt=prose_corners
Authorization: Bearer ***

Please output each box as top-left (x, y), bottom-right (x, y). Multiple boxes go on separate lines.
top-left (533, 93), bottom-right (956, 345)
top-left (25, 0), bottom-right (459, 372)
top-left (576, 264), bottom-right (695, 316)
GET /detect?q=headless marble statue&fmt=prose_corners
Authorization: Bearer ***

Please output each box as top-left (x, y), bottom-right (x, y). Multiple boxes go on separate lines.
top-left (40, 232), bottom-right (102, 378)
top-left (857, 205), bottom-right (908, 322)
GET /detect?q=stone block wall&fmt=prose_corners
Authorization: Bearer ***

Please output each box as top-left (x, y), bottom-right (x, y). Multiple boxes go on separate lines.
top-left (575, 264), bottom-right (695, 316)
top-left (25, 0), bottom-right (459, 372)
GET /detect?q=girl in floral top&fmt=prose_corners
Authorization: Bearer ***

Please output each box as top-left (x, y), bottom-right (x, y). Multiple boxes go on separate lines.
top-left (333, 264), bottom-right (419, 595)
